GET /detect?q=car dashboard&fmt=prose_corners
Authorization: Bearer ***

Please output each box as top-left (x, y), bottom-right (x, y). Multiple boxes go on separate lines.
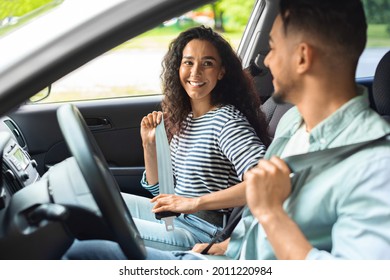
top-left (0, 116), bottom-right (101, 259)
top-left (0, 117), bottom-right (40, 210)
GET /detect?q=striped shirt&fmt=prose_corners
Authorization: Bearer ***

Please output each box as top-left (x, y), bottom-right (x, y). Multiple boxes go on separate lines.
top-left (141, 104), bottom-right (266, 197)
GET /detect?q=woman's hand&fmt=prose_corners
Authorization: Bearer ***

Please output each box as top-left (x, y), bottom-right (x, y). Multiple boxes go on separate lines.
top-left (151, 194), bottom-right (200, 214)
top-left (140, 111), bottom-right (163, 147)
top-left (141, 111), bottom-right (162, 185)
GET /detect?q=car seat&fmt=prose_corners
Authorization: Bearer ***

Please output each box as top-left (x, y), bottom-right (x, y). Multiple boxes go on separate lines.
top-left (372, 50), bottom-right (390, 122)
top-left (246, 57), bottom-right (294, 139)
top-left (261, 97), bottom-right (293, 139)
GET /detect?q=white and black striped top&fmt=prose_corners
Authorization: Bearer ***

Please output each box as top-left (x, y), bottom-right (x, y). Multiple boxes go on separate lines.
top-left (142, 104), bottom-right (266, 197)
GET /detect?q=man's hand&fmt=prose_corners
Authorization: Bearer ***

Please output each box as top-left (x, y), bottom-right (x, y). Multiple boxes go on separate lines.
top-left (245, 156), bottom-right (292, 223)
top-left (191, 238), bottom-right (230, 255)
top-left (245, 156), bottom-right (312, 259)
top-left (151, 194), bottom-right (200, 214)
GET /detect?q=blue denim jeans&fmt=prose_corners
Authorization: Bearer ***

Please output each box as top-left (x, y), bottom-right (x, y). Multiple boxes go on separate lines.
top-left (63, 239), bottom-right (207, 260)
top-left (122, 193), bottom-right (223, 251)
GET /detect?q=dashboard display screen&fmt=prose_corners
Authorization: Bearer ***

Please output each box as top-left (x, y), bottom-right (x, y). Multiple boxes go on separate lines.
top-left (12, 147), bottom-right (29, 170)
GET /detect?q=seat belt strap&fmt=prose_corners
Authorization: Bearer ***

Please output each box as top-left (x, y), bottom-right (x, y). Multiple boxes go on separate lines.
top-left (201, 132), bottom-right (390, 254)
top-left (154, 118), bottom-right (179, 231)
top-left (155, 118), bottom-right (175, 194)
top-left (284, 133), bottom-right (390, 175)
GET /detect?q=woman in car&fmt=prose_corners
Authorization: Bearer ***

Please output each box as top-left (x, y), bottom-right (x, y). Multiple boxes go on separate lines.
top-left (123, 25), bottom-right (270, 251)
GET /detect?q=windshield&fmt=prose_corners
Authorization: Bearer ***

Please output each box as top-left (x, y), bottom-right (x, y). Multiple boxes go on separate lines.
top-left (0, 0), bottom-right (63, 37)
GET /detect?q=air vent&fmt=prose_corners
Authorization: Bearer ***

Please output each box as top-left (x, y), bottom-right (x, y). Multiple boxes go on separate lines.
top-left (3, 120), bottom-right (26, 147)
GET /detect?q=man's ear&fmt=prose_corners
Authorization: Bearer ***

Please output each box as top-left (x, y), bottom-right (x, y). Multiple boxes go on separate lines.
top-left (296, 42), bottom-right (312, 74)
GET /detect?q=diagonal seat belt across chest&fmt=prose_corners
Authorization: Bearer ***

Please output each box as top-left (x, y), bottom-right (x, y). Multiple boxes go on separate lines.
top-left (284, 133), bottom-right (390, 176)
top-left (200, 132), bottom-right (390, 254)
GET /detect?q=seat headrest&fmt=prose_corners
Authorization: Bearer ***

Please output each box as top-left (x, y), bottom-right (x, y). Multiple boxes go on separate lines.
top-left (373, 51), bottom-right (390, 117)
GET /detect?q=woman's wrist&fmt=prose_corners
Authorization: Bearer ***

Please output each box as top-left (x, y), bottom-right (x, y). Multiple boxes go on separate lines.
top-left (142, 140), bottom-right (156, 149)
top-left (192, 196), bottom-right (202, 212)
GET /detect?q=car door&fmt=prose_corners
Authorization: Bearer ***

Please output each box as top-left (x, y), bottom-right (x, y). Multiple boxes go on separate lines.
top-left (8, 96), bottom-right (161, 197)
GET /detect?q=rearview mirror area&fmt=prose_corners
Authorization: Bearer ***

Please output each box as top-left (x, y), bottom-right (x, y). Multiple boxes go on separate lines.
top-left (29, 85), bottom-right (51, 103)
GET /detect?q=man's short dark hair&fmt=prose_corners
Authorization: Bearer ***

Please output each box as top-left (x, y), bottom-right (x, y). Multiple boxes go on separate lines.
top-left (279, 0), bottom-right (367, 66)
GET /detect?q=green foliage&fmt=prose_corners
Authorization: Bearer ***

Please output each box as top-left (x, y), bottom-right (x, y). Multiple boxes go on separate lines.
top-left (367, 24), bottom-right (390, 46)
top-left (363, 0), bottom-right (390, 23)
top-left (196, 0), bottom-right (255, 32)
top-left (362, 0), bottom-right (390, 36)
top-left (216, 0), bottom-right (255, 30)
top-left (0, 0), bottom-right (53, 19)
top-left (0, 0), bottom-right (63, 36)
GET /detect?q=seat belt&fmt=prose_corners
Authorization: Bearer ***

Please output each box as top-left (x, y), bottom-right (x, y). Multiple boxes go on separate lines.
top-left (200, 132), bottom-right (390, 254)
top-left (155, 118), bottom-right (174, 195)
top-left (284, 133), bottom-right (390, 176)
top-left (154, 118), bottom-right (180, 231)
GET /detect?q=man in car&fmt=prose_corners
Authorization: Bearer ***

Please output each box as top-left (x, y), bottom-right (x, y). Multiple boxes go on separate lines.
top-left (64, 0), bottom-right (390, 260)
top-left (190, 0), bottom-right (390, 260)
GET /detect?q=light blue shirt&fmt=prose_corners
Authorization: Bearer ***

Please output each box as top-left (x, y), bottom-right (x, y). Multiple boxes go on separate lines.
top-left (226, 86), bottom-right (390, 260)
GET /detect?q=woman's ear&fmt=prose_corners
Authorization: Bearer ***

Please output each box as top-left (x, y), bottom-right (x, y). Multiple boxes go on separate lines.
top-left (218, 67), bottom-right (225, 80)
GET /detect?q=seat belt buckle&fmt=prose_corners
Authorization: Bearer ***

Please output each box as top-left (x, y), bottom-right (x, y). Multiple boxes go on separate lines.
top-left (155, 211), bottom-right (180, 231)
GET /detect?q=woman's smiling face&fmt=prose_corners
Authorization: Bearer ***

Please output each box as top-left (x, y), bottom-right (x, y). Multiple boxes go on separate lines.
top-left (179, 39), bottom-right (225, 103)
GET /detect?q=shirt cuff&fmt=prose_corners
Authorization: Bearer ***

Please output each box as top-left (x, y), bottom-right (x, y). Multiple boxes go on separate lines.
top-left (305, 248), bottom-right (335, 260)
top-left (140, 170), bottom-right (160, 196)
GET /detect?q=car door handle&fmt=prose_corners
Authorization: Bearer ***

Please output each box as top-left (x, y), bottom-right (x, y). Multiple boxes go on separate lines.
top-left (85, 117), bottom-right (112, 131)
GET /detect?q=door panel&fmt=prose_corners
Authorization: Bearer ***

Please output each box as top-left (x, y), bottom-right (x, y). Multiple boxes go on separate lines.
top-left (9, 95), bottom-right (162, 197)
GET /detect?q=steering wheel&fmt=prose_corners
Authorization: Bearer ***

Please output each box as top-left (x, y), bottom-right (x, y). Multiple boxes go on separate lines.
top-left (56, 103), bottom-right (146, 260)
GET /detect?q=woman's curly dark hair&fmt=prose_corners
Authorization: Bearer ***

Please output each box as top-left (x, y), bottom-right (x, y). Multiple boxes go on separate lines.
top-left (161, 25), bottom-right (270, 146)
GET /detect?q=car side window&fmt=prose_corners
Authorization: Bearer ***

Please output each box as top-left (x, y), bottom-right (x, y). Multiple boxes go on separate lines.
top-left (31, 1), bottom-right (256, 104)
top-left (357, 0), bottom-right (390, 78)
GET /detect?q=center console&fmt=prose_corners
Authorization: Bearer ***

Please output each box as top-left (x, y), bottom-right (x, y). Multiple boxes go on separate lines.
top-left (3, 138), bottom-right (40, 189)
top-left (0, 117), bottom-right (74, 260)
top-left (1, 118), bottom-right (40, 209)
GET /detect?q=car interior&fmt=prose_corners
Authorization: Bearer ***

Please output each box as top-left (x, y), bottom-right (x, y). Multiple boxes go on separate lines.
top-left (0, 0), bottom-right (389, 259)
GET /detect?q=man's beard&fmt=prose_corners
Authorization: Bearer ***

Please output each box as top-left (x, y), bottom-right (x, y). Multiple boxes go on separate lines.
top-left (271, 90), bottom-right (287, 104)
